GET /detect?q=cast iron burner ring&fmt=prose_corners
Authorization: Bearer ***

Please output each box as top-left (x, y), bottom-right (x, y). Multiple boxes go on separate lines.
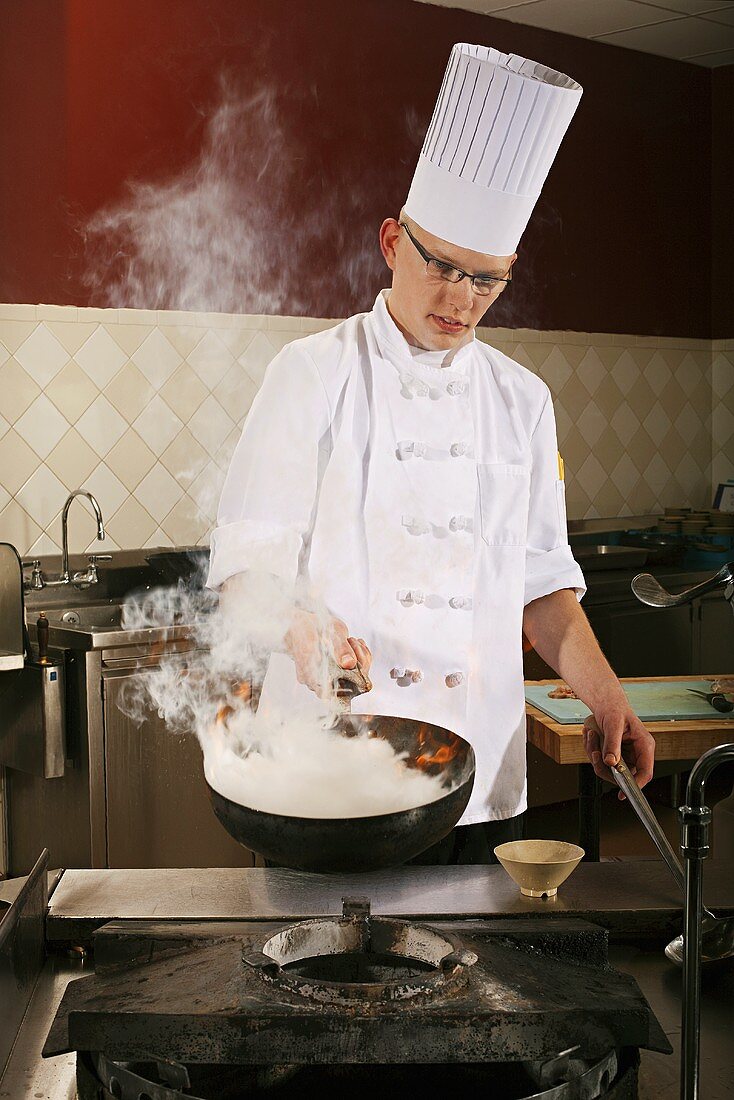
top-left (243, 897), bottom-right (478, 1005)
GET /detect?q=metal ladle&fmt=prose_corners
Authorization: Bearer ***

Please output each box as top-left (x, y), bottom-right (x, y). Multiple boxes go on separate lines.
top-left (611, 757), bottom-right (734, 964)
top-left (631, 561), bottom-right (734, 615)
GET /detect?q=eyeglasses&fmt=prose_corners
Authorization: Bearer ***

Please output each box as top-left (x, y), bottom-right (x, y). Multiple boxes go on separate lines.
top-left (399, 222), bottom-right (512, 296)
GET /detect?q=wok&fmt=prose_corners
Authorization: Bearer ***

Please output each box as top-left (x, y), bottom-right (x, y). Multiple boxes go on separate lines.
top-left (207, 705), bottom-right (476, 873)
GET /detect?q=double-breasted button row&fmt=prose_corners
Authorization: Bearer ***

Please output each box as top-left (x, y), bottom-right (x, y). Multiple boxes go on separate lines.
top-left (389, 667), bottom-right (466, 689)
top-left (399, 373), bottom-right (469, 399)
top-left (396, 589), bottom-right (471, 609)
top-left (397, 440), bottom-right (473, 460)
top-left (401, 514), bottom-right (472, 535)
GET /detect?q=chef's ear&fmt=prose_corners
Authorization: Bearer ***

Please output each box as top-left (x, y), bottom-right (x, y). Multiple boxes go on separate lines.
top-left (379, 218), bottom-right (402, 271)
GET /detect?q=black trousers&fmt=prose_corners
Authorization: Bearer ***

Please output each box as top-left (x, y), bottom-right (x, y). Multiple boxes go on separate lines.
top-left (405, 812), bottom-right (525, 866)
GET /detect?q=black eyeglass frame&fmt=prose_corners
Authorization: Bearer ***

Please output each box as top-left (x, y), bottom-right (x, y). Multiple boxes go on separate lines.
top-left (398, 221), bottom-right (512, 295)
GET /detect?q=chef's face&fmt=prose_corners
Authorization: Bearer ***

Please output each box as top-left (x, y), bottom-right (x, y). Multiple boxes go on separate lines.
top-left (379, 215), bottom-right (516, 352)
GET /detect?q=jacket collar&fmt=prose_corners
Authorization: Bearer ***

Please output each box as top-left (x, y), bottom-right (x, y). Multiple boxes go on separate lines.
top-left (370, 290), bottom-right (474, 375)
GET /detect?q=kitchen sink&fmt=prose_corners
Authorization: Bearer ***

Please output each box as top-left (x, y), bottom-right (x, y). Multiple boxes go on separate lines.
top-left (25, 599), bottom-right (196, 651)
top-left (43, 603), bottom-right (124, 630)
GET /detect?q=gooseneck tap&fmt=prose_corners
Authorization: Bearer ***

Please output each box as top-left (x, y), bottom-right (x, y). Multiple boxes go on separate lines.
top-left (60, 490), bottom-right (105, 583)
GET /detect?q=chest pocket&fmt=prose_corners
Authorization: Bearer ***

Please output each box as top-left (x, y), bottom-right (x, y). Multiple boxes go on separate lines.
top-left (477, 463), bottom-right (531, 547)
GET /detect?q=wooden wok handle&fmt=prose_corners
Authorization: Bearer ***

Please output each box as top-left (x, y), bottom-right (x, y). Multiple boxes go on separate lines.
top-left (327, 655), bottom-right (372, 711)
top-left (241, 654), bottom-right (372, 716)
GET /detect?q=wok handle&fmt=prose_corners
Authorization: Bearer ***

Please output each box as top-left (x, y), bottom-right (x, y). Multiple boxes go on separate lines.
top-left (244, 654), bottom-right (372, 715)
top-left (328, 655), bottom-right (372, 709)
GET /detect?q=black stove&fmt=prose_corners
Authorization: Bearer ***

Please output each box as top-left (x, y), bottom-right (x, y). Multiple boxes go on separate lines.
top-left (45, 897), bottom-right (670, 1100)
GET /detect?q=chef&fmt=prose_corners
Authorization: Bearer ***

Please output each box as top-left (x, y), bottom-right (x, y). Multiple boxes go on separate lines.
top-left (208, 43), bottom-right (655, 863)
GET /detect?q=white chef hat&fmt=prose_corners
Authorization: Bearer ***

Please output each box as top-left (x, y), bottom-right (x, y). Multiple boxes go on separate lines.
top-left (404, 44), bottom-right (583, 256)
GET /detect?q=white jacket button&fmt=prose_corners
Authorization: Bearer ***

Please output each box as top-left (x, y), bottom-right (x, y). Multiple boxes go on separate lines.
top-left (390, 666), bottom-right (406, 679)
top-left (397, 589), bottom-right (425, 606)
top-left (449, 515), bottom-right (473, 533)
top-left (450, 442), bottom-right (469, 457)
top-left (449, 596), bottom-right (472, 610)
top-left (445, 672), bottom-right (464, 688)
top-left (410, 669), bottom-right (423, 683)
top-left (396, 440), bottom-right (414, 459)
top-left (447, 380), bottom-right (467, 396)
top-left (402, 514), bottom-right (430, 535)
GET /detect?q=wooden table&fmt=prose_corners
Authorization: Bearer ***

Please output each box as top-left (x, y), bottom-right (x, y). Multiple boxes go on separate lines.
top-left (526, 675), bottom-right (734, 860)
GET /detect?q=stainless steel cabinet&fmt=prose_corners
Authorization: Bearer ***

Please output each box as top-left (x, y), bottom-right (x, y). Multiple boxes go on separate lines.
top-left (102, 670), bottom-right (253, 869)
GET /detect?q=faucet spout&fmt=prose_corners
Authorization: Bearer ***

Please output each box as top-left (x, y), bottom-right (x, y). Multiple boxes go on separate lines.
top-left (61, 490), bottom-right (105, 581)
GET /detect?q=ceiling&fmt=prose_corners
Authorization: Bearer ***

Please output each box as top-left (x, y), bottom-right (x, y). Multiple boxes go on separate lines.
top-left (415, 0), bottom-right (734, 66)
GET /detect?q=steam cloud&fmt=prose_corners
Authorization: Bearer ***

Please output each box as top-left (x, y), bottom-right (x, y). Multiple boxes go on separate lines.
top-left (85, 75), bottom-right (458, 823)
top-left (82, 76), bottom-right (385, 316)
top-left (119, 569), bottom-right (449, 819)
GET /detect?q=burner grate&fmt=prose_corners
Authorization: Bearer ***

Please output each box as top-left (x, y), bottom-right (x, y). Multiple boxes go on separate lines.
top-left (243, 896), bottom-right (477, 1004)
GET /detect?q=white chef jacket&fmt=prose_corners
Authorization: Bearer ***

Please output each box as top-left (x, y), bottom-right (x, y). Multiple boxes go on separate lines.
top-left (208, 291), bottom-right (586, 824)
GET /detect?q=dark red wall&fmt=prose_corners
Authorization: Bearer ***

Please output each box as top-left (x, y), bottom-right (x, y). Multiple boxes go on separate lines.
top-left (0, 0), bottom-right (724, 336)
top-left (712, 65), bottom-right (734, 339)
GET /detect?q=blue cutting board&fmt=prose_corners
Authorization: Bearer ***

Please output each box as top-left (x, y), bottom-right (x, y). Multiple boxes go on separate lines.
top-left (525, 680), bottom-right (734, 724)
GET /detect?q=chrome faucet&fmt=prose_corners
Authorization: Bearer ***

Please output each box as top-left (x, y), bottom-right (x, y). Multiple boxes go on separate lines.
top-left (22, 490), bottom-right (110, 589)
top-left (60, 490), bottom-right (105, 584)
top-left (680, 742), bottom-right (734, 1100)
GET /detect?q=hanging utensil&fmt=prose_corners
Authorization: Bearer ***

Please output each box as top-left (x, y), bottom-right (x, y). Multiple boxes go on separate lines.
top-left (631, 561), bottom-right (734, 615)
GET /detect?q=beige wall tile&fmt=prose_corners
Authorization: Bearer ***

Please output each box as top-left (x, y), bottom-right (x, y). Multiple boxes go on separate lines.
top-left (159, 325), bottom-right (206, 359)
top-left (160, 427), bottom-right (208, 490)
top-left (14, 394), bottom-right (69, 459)
top-left (159, 492), bottom-right (207, 545)
top-left (104, 363), bottom-right (155, 422)
top-left (0, 359), bottom-right (41, 422)
top-left (46, 321), bottom-right (98, 356)
top-left (0, 304), bottom-right (724, 542)
top-left (0, 305), bottom-right (37, 321)
top-left (46, 361), bottom-right (99, 423)
top-left (106, 496), bottom-right (157, 548)
top-left (107, 323), bottom-right (155, 356)
top-left (14, 324), bottom-right (70, 387)
top-left (160, 364), bottom-right (208, 423)
top-left (35, 305), bottom-right (78, 322)
top-left (15, 465), bottom-right (68, 528)
top-left (106, 428), bottom-right (157, 492)
top-left (77, 308), bottom-right (119, 324)
top-left (0, 498), bottom-right (41, 554)
top-left (47, 429), bottom-right (100, 490)
top-left (134, 463), bottom-right (184, 523)
top-left (0, 430), bottom-right (41, 494)
top-left (133, 396), bottom-right (183, 457)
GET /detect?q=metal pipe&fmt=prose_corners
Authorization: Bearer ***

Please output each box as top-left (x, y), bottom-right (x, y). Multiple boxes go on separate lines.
top-left (679, 742), bottom-right (734, 1100)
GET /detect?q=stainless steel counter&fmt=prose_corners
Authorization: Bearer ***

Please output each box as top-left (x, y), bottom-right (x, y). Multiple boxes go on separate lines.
top-left (0, 954), bottom-right (79, 1100)
top-left (45, 861), bottom-right (734, 943)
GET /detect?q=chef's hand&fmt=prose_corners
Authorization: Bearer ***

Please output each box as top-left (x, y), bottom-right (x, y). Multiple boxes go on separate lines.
top-left (284, 609), bottom-right (372, 697)
top-left (582, 710), bottom-right (655, 798)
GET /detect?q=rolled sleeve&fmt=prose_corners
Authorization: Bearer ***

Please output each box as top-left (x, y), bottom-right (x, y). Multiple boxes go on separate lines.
top-left (524, 390), bottom-right (586, 606)
top-left (207, 345), bottom-right (330, 591)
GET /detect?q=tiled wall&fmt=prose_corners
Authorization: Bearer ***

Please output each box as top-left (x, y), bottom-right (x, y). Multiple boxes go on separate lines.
top-left (0, 303), bottom-right (731, 559)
